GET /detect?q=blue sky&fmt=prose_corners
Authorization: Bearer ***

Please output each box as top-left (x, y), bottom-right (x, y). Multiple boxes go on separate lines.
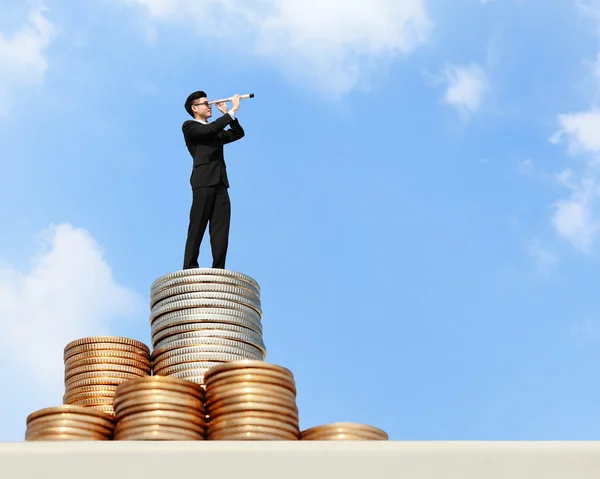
top-left (2, 0), bottom-right (600, 441)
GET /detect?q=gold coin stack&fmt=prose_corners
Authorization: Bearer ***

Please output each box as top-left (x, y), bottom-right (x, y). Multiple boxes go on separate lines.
top-left (300, 422), bottom-right (389, 440)
top-left (204, 360), bottom-right (300, 440)
top-left (25, 405), bottom-right (115, 441)
top-left (63, 336), bottom-right (151, 415)
top-left (112, 376), bottom-right (207, 440)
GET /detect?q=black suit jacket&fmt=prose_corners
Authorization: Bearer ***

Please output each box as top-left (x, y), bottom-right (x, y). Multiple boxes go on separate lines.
top-left (182, 113), bottom-right (245, 189)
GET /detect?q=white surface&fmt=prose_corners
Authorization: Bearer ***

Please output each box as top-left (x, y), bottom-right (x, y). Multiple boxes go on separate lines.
top-left (0, 441), bottom-right (599, 478)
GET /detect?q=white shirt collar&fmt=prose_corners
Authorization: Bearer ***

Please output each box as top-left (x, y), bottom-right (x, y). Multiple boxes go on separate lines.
top-left (194, 119), bottom-right (208, 124)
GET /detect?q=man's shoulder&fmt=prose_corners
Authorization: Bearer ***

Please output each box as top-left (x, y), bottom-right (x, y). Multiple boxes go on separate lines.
top-left (182, 119), bottom-right (197, 129)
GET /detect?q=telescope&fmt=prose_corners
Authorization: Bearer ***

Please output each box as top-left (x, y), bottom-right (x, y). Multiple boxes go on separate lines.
top-left (208, 93), bottom-right (254, 105)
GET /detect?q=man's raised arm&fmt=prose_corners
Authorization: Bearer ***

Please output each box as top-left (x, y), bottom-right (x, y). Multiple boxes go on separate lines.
top-left (182, 113), bottom-right (234, 142)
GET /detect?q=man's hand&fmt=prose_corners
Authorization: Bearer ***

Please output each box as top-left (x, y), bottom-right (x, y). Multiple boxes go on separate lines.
top-left (231, 94), bottom-right (241, 113)
top-left (215, 101), bottom-right (228, 114)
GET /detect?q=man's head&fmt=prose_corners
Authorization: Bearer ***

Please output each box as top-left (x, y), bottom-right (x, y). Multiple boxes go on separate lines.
top-left (185, 90), bottom-right (212, 121)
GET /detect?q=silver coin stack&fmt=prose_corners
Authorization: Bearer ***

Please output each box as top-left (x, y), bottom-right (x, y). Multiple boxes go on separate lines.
top-left (149, 268), bottom-right (265, 385)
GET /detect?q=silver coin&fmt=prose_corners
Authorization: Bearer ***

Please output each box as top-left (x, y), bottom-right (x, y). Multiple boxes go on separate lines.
top-left (154, 361), bottom-right (224, 376)
top-left (152, 275), bottom-right (260, 297)
top-left (152, 345), bottom-right (264, 365)
top-left (153, 329), bottom-right (266, 354)
top-left (151, 284), bottom-right (260, 309)
top-left (152, 323), bottom-right (264, 348)
top-left (166, 372), bottom-right (212, 383)
top-left (151, 314), bottom-right (262, 339)
top-left (167, 374), bottom-right (206, 383)
top-left (150, 299), bottom-right (261, 324)
top-left (151, 292), bottom-right (261, 316)
top-left (152, 338), bottom-right (264, 359)
top-left (151, 268), bottom-right (260, 294)
top-left (151, 307), bottom-right (261, 330)
top-left (153, 352), bottom-right (254, 370)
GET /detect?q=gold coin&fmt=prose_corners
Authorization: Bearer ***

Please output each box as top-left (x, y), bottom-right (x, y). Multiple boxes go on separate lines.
top-left (65, 356), bottom-right (151, 371)
top-left (65, 371), bottom-right (147, 388)
top-left (65, 363), bottom-right (150, 380)
top-left (205, 385), bottom-right (296, 405)
top-left (208, 424), bottom-right (298, 440)
top-left (114, 430), bottom-right (203, 441)
top-left (205, 382), bottom-right (295, 398)
top-left (118, 409), bottom-right (207, 426)
top-left (63, 390), bottom-right (117, 403)
top-left (27, 414), bottom-right (114, 432)
top-left (115, 401), bottom-right (205, 419)
top-left (205, 370), bottom-right (296, 391)
top-left (115, 400), bottom-right (205, 419)
top-left (300, 433), bottom-right (385, 440)
top-left (114, 387), bottom-right (202, 402)
top-left (64, 377), bottom-right (130, 390)
top-left (64, 343), bottom-right (150, 360)
top-left (116, 416), bottom-right (205, 434)
top-left (64, 336), bottom-right (150, 355)
top-left (114, 424), bottom-right (203, 440)
top-left (113, 390), bottom-right (205, 410)
top-left (66, 397), bottom-right (114, 407)
top-left (206, 377), bottom-right (295, 395)
top-left (65, 350), bottom-right (152, 365)
top-left (300, 423), bottom-right (388, 440)
top-left (203, 361), bottom-right (293, 383)
top-left (26, 432), bottom-right (109, 441)
top-left (208, 410), bottom-right (298, 428)
top-left (208, 401), bottom-right (298, 420)
top-left (62, 384), bottom-right (118, 395)
top-left (25, 424), bottom-right (111, 439)
top-left (26, 405), bottom-right (114, 424)
top-left (114, 376), bottom-right (203, 398)
top-left (208, 431), bottom-right (291, 440)
top-left (92, 405), bottom-right (115, 415)
top-left (114, 389), bottom-right (204, 407)
top-left (26, 419), bottom-right (113, 437)
top-left (208, 417), bottom-right (298, 436)
top-left (207, 393), bottom-right (297, 411)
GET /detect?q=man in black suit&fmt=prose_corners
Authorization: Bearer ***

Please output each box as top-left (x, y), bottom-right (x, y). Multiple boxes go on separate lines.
top-left (181, 91), bottom-right (244, 270)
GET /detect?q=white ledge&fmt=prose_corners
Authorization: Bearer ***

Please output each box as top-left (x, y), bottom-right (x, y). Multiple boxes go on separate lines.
top-left (1, 441), bottom-right (599, 478)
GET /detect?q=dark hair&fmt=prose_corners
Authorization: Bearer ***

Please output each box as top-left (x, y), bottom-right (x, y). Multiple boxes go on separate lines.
top-left (184, 90), bottom-right (207, 117)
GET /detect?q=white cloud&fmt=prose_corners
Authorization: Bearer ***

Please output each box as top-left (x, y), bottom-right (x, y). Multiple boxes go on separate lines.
top-left (549, 110), bottom-right (600, 154)
top-left (0, 224), bottom-right (144, 440)
top-left (0, 5), bottom-right (57, 113)
top-left (441, 63), bottom-right (488, 117)
top-left (119, 0), bottom-right (432, 96)
top-left (549, 109), bottom-right (600, 251)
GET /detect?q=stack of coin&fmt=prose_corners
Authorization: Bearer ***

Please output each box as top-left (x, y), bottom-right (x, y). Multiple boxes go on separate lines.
top-left (112, 376), bottom-right (207, 440)
top-left (149, 268), bottom-right (265, 385)
top-left (25, 405), bottom-right (115, 441)
top-left (63, 336), bottom-right (151, 415)
top-left (300, 423), bottom-right (388, 440)
top-left (204, 360), bottom-right (299, 440)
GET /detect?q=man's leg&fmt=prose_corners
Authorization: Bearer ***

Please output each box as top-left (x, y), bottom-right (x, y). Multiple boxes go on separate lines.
top-left (183, 186), bottom-right (216, 269)
top-left (209, 183), bottom-right (231, 269)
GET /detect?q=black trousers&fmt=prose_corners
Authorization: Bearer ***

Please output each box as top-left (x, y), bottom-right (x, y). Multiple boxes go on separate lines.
top-left (183, 182), bottom-right (231, 269)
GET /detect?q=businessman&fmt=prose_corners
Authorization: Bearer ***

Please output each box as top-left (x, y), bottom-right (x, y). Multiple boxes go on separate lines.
top-left (181, 91), bottom-right (245, 270)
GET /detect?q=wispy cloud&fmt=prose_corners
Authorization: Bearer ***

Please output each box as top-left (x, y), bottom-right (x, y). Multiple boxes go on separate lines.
top-left (0, 5), bottom-right (57, 114)
top-left (526, 238), bottom-right (559, 273)
top-left (118, 0), bottom-right (432, 96)
top-left (0, 224), bottom-right (144, 440)
top-left (441, 62), bottom-right (489, 117)
top-left (549, 111), bottom-right (600, 253)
